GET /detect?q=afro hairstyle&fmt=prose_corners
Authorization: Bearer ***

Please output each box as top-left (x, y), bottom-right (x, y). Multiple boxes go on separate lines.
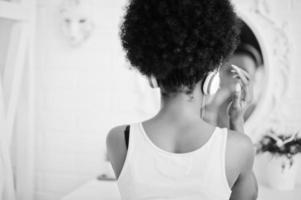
top-left (120, 0), bottom-right (241, 94)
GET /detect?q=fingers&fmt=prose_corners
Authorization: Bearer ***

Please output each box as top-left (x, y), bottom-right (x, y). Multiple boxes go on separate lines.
top-left (232, 83), bottom-right (242, 109)
top-left (232, 83), bottom-right (250, 112)
top-left (230, 64), bottom-right (250, 86)
top-left (232, 73), bottom-right (249, 86)
top-left (230, 65), bottom-right (252, 104)
top-left (227, 84), bottom-right (244, 122)
top-left (241, 83), bottom-right (247, 102)
top-left (238, 80), bottom-right (252, 104)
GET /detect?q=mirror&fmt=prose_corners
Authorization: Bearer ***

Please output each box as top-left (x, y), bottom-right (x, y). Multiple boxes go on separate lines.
top-left (204, 19), bottom-right (266, 131)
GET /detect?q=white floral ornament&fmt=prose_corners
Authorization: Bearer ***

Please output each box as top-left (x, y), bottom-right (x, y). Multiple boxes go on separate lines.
top-left (59, 0), bottom-right (95, 47)
top-left (266, 131), bottom-right (299, 148)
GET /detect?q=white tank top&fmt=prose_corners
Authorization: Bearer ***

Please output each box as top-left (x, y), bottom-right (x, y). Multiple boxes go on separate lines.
top-left (117, 122), bottom-right (232, 200)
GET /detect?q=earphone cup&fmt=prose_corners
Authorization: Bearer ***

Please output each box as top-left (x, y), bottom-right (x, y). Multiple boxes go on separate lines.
top-left (202, 72), bottom-right (215, 95)
top-left (202, 71), bottom-right (220, 95)
top-left (209, 72), bottom-right (220, 94)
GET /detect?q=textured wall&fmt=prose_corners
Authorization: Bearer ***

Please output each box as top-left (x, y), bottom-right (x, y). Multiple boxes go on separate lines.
top-left (34, 0), bottom-right (301, 199)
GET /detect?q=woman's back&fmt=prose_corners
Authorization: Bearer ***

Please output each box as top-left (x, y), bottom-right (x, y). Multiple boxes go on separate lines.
top-left (107, 119), bottom-right (255, 200)
top-left (119, 121), bottom-right (231, 200)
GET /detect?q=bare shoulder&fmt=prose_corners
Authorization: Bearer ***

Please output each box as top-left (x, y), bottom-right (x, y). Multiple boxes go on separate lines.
top-left (106, 125), bottom-right (128, 178)
top-left (227, 130), bottom-right (254, 151)
top-left (106, 125), bottom-right (128, 157)
top-left (226, 130), bottom-right (255, 171)
top-left (106, 125), bottom-right (128, 147)
top-left (227, 131), bottom-right (258, 200)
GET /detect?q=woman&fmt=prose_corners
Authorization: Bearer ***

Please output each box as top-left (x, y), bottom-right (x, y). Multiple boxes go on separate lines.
top-left (107, 0), bottom-right (258, 199)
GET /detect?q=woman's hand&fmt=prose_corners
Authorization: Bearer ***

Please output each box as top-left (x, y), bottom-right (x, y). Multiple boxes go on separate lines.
top-left (228, 84), bottom-right (246, 132)
top-left (227, 67), bottom-right (252, 133)
top-left (202, 88), bottom-right (231, 125)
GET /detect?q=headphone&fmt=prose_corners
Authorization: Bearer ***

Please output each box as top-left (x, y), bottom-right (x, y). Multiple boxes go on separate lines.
top-left (201, 66), bottom-right (221, 95)
top-left (149, 64), bottom-right (221, 96)
top-left (200, 65), bottom-right (221, 118)
top-left (149, 66), bottom-right (220, 119)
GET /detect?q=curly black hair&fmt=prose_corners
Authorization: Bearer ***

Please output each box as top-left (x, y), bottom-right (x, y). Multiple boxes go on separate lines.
top-left (120, 0), bottom-right (241, 94)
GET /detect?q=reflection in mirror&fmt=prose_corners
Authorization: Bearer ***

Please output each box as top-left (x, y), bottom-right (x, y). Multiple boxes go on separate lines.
top-left (204, 20), bottom-right (265, 129)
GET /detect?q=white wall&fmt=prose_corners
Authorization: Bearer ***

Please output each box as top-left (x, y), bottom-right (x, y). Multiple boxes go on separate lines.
top-left (283, 0), bottom-right (301, 186)
top-left (34, 0), bottom-right (301, 199)
top-left (35, 0), bottom-right (159, 199)
top-left (258, 0), bottom-right (301, 186)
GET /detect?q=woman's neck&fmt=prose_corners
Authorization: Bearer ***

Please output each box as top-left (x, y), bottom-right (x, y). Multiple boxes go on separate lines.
top-left (157, 93), bottom-right (203, 125)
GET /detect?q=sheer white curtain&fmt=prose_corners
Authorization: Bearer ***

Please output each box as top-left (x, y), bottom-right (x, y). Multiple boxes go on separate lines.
top-left (0, 0), bottom-right (36, 200)
top-left (0, 73), bottom-right (15, 200)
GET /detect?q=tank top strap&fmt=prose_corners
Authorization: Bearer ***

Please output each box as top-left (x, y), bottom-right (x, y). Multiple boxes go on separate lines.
top-left (124, 122), bottom-right (143, 155)
top-left (121, 122), bottom-right (149, 159)
top-left (129, 122), bottom-right (144, 147)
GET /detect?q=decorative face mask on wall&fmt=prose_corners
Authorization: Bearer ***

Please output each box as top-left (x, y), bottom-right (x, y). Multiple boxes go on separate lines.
top-left (59, 0), bottom-right (95, 47)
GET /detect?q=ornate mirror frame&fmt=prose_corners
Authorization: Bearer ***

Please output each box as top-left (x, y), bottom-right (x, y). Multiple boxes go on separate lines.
top-left (232, 0), bottom-right (292, 141)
